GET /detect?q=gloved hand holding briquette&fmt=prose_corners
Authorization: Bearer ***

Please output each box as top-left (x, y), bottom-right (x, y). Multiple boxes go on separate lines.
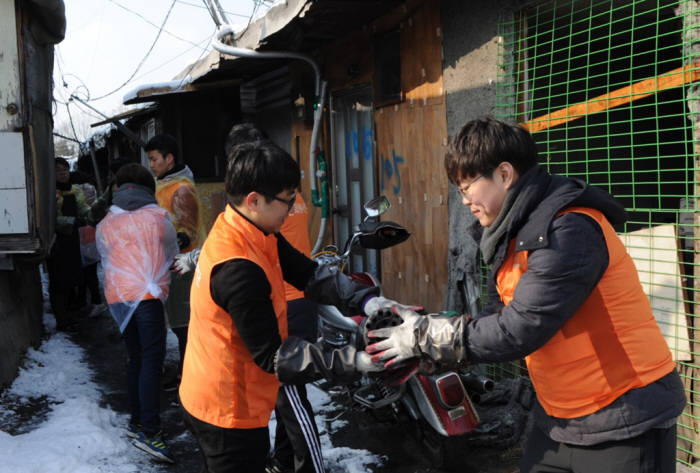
top-left (173, 248), bottom-right (200, 275)
top-left (365, 306), bottom-right (468, 368)
top-left (362, 295), bottom-right (424, 317)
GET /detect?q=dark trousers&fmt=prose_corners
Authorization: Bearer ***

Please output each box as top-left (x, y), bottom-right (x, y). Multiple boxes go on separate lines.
top-left (182, 405), bottom-right (269, 473)
top-left (520, 424), bottom-right (678, 473)
top-left (78, 262), bottom-right (101, 305)
top-left (171, 325), bottom-right (188, 376)
top-left (274, 384), bottom-right (324, 473)
top-left (273, 297), bottom-right (323, 473)
top-left (123, 299), bottom-right (166, 435)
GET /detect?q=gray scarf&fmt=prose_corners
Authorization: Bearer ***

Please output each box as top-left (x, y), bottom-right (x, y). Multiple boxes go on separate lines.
top-left (479, 166), bottom-right (545, 265)
top-left (113, 184), bottom-right (157, 211)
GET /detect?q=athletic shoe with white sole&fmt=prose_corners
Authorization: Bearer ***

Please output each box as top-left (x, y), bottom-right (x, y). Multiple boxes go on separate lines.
top-left (131, 430), bottom-right (175, 463)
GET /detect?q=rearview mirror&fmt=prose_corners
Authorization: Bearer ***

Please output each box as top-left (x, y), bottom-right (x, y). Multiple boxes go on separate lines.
top-left (364, 196), bottom-right (390, 219)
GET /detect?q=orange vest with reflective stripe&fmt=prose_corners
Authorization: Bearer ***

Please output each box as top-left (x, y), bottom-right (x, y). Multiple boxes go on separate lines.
top-left (179, 206), bottom-right (288, 428)
top-left (155, 177), bottom-right (202, 253)
top-left (281, 193), bottom-right (311, 301)
top-left (496, 206), bottom-right (675, 418)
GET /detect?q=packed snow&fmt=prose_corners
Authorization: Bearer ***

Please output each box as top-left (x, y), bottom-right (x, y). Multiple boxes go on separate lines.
top-left (0, 313), bottom-right (383, 473)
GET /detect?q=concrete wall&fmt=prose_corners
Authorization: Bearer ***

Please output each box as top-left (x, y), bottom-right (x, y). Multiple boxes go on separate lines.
top-left (440, 0), bottom-right (514, 313)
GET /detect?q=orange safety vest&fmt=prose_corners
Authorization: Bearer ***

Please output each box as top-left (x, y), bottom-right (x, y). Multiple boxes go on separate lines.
top-left (155, 177), bottom-right (202, 253)
top-left (179, 206), bottom-right (289, 429)
top-left (496, 206), bottom-right (675, 419)
top-left (281, 193), bottom-right (311, 301)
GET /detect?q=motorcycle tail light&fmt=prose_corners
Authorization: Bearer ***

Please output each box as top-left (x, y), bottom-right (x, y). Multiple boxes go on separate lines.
top-left (435, 373), bottom-right (465, 408)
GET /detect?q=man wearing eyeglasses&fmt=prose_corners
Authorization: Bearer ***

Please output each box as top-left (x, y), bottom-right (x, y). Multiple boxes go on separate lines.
top-left (366, 117), bottom-right (686, 473)
top-left (179, 140), bottom-right (385, 473)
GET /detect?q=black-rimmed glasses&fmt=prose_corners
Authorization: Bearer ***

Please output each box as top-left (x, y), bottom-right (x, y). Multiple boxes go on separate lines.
top-left (267, 192), bottom-right (296, 211)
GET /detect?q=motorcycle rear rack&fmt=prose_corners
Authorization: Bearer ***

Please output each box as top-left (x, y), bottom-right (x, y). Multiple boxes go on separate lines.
top-left (353, 382), bottom-right (405, 409)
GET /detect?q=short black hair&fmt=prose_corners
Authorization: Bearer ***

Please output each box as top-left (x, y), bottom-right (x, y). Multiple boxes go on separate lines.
top-left (224, 123), bottom-right (268, 157)
top-left (55, 157), bottom-right (70, 169)
top-left (115, 163), bottom-right (156, 193)
top-left (144, 134), bottom-right (179, 162)
top-left (109, 156), bottom-right (133, 175)
top-left (226, 141), bottom-right (300, 205)
top-left (445, 116), bottom-right (538, 185)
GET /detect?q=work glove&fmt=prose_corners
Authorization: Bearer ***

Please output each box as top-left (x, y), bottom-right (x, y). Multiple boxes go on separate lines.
top-left (275, 336), bottom-right (384, 385)
top-left (176, 232), bottom-right (191, 251)
top-left (363, 295), bottom-right (423, 317)
top-left (173, 248), bottom-right (200, 275)
top-left (365, 307), bottom-right (468, 368)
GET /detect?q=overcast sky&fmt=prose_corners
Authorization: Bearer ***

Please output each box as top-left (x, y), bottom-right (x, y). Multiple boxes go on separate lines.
top-left (53, 0), bottom-right (273, 142)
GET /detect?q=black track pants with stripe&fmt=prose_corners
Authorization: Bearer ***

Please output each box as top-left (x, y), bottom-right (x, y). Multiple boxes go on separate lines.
top-left (273, 383), bottom-right (325, 473)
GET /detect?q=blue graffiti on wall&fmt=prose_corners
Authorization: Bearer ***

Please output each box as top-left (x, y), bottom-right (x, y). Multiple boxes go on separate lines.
top-left (363, 129), bottom-right (373, 161)
top-left (381, 150), bottom-right (405, 195)
top-left (346, 128), bottom-right (374, 161)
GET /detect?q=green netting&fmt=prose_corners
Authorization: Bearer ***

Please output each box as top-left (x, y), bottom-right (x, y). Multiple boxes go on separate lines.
top-left (494, 0), bottom-right (699, 467)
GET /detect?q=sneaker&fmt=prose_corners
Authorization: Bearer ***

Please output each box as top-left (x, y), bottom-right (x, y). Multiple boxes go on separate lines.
top-left (265, 456), bottom-right (293, 473)
top-left (131, 431), bottom-right (175, 463)
top-left (126, 422), bottom-right (142, 439)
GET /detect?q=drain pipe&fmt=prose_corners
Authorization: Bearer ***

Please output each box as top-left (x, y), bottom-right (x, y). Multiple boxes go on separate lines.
top-left (213, 25), bottom-right (329, 254)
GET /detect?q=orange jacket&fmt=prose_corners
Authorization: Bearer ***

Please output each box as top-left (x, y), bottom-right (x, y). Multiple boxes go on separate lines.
top-left (179, 206), bottom-right (288, 428)
top-left (281, 193), bottom-right (311, 301)
top-left (155, 176), bottom-right (203, 253)
top-left (496, 206), bottom-right (675, 418)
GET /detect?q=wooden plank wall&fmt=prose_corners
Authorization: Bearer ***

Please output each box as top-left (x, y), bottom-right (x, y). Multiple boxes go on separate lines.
top-left (375, 0), bottom-right (449, 312)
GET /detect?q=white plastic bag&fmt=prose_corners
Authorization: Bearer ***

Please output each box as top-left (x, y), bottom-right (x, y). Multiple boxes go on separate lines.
top-left (96, 204), bottom-right (179, 332)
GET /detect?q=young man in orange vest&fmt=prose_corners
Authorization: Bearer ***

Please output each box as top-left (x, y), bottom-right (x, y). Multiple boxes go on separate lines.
top-left (367, 117), bottom-right (686, 473)
top-left (179, 140), bottom-right (384, 473)
top-left (96, 163), bottom-right (179, 463)
top-left (223, 123), bottom-right (324, 473)
top-left (146, 134), bottom-right (203, 383)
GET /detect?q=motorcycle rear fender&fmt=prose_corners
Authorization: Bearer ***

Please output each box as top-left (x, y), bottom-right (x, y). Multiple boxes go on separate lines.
top-left (407, 373), bottom-right (480, 437)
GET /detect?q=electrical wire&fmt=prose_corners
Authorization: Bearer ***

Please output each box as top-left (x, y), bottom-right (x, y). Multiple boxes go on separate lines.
top-left (132, 31), bottom-right (213, 83)
top-left (89, 0), bottom-right (178, 102)
top-left (65, 103), bottom-right (81, 142)
top-left (177, 0), bottom-right (248, 18)
top-left (105, 0), bottom-right (206, 49)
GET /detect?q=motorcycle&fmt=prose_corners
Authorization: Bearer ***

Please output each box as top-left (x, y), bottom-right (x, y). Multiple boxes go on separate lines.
top-left (314, 196), bottom-right (487, 469)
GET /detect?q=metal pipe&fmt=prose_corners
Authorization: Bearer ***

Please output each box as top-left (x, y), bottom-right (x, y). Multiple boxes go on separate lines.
top-left (212, 25), bottom-right (329, 254)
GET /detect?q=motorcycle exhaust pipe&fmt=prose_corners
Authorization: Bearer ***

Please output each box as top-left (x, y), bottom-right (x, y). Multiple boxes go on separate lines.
top-left (459, 372), bottom-right (494, 404)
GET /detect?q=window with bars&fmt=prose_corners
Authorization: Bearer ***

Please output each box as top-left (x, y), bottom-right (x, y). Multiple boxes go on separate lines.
top-left (494, 0), bottom-right (699, 467)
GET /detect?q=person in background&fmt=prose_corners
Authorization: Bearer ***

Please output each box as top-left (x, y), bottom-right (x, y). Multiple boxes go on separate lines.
top-left (366, 117), bottom-right (687, 473)
top-left (49, 157), bottom-right (91, 330)
top-left (96, 163), bottom-right (179, 463)
top-left (179, 140), bottom-right (385, 473)
top-left (145, 134), bottom-right (204, 386)
top-left (70, 170), bottom-right (105, 318)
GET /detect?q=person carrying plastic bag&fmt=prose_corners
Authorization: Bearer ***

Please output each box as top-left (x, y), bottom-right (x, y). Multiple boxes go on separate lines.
top-left (96, 163), bottom-right (179, 463)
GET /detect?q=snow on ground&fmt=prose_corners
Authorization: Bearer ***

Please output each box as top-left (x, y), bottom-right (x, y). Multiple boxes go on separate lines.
top-left (0, 313), bottom-right (384, 473)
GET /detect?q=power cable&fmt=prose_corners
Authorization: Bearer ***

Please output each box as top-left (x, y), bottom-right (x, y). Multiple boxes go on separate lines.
top-left (65, 102), bottom-right (81, 142)
top-left (105, 0), bottom-right (205, 49)
top-left (175, 28), bottom-right (216, 88)
top-left (177, 0), bottom-right (248, 18)
top-left (132, 31), bottom-right (213, 83)
top-left (89, 0), bottom-right (178, 102)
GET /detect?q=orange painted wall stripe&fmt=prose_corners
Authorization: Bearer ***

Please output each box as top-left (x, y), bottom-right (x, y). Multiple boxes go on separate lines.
top-left (521, 62), bottom-right (700, 133)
